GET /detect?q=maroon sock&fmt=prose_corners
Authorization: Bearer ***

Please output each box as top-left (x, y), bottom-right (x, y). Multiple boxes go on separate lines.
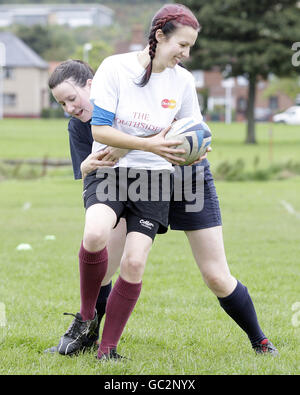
top-left (79, 241), bottom-right (108, 321)
top-left (98, 276), bottom-right (142, 357)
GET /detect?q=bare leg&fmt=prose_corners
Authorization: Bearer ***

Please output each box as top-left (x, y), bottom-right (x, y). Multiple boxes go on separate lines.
top-left (185, 226), bottom-right (237, 297)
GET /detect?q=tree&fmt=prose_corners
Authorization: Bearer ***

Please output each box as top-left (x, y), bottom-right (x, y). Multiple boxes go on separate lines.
top-left (72, 40), bottom-right (114, 72)
top-left (12, 25), bottom-right (53, 58)
top-left (12, 24), bottom-right (77, 61)
top-left (181, 0), bottom-right (300, 143)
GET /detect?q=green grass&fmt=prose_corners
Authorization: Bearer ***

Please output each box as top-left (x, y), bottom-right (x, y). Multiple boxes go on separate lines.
top-left (1, 178), bottom-right (299, 375)
top-left (0, 119), bottom-right (70, 160)
top-left (209, 122), bottom-right (300, 173)
top-left (0, 119), bottom-right (300, 375)
top-left (1, 119), bottom-right (300, 167)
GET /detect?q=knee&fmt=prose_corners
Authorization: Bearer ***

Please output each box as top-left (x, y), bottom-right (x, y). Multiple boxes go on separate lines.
top-left (202, 269), bottom-right (233, 295)
top-left (83, 228), bottom-right (109, 252)
top-left (121, 255), bottom-right (146, 282)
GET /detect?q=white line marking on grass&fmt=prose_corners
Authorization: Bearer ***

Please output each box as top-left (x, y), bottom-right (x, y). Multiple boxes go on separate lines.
top-left (292, 302), bottom-right (300, 328)
top-left (0, 303), bottom-right (6, 327)
top-left (280, 200), bottom-right (300, 219)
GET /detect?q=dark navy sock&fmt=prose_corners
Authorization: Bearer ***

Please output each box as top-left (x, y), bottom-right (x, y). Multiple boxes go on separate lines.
top-left (95, 282), bottom-right (112, 334)
top-left (218, 281), bottom-right (266, 347)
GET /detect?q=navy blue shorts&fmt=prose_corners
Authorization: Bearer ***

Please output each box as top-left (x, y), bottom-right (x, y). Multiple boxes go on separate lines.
top-left (169, 161), bottom-right (222, 231)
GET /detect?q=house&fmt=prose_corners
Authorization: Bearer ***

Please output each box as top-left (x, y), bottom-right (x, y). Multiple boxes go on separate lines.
top-left (192, 69), bottom-right (295, 121)
top-left (0, 31), bottom-right (49, 118)
top-left (115, 24), bottom-right (146, 55)
top-left (0, 3), bottom-right (114, 28)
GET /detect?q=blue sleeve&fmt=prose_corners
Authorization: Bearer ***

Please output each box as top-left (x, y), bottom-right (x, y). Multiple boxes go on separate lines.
top-left (90, 104), bottom-right (115, 126)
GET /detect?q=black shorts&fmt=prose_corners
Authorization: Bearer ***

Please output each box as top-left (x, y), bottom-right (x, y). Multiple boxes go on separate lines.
top-left (169, 161), bottom-right (222, 231)
top-left (83, 168), bottom-right (173, 239)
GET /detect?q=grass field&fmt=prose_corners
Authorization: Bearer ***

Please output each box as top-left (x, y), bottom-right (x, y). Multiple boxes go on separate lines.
top-left (0, 119), bottom-right (300, 375)
top-left (1, 118), bottom-right (300, 168)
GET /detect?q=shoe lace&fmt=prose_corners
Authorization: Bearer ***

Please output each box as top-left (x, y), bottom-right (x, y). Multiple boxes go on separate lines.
top-left (63, 312), bottom-right (87, 339)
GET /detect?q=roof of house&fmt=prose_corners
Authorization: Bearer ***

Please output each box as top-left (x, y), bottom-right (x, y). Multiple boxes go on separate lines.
top-left (0, 31), bottom-right (48, 69)
top-left (0, 3), bottom-right (114, 14)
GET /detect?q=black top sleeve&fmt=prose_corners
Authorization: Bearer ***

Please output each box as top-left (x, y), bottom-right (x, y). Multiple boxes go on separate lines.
top-left (67, 117), bottom-right (93, 179)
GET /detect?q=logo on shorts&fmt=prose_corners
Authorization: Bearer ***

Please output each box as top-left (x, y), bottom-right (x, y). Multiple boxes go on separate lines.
top-left (161, 99), bottom-right (176, 109)
top-left (139, 219), bottom-right (154, 230)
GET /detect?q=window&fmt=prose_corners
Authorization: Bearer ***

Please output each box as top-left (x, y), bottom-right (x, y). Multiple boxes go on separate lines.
top-left (269, 96), bottom-right (278, 110)
top-left (237, 97), bottom-right (247, 113)
top-left (3, 67), bottom-right (14, 79)
top-left (3, 93), bottom-right (16, 107)
top-left (237, 76), bottom-right (248, 86)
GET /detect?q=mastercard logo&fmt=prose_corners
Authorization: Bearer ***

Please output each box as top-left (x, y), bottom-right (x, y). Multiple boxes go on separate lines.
top-left (161, 99), bottom-right (176, 109)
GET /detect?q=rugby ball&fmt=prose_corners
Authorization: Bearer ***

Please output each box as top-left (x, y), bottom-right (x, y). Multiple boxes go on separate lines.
top-left (165, 117), bottom-right (212, 165)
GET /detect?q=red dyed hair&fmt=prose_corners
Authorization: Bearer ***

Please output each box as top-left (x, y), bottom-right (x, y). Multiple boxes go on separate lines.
top-left (151, 3), bottom-right (200, 33)
top-left (138, 3), bottom-right (200, 87)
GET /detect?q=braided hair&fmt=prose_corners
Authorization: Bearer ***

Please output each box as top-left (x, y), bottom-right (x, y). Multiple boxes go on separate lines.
top-left (138, 4), bottom-right (200, 87)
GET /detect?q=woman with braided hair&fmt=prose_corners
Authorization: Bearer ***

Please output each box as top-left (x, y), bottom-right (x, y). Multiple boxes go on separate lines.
top-left (48, 3), bottom-right (277, 360)
top-left (92, 3), bottom-right (277, 358)
top-left (91, 3), bottom-right (276, 358)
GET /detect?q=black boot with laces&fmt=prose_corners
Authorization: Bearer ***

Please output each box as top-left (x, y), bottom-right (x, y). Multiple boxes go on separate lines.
top-left (97, 348), bottom-right (127, 361)
top-left (253, 339), bottom-right (279, 356)
top-left (57, 311), bottom-right (98, 356)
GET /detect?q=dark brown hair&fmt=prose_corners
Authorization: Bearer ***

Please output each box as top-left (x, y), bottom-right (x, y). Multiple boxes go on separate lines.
top-left (48, 59), bottom-right (94, 89)
top-left (138, 3), bottom-right (200, 87)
